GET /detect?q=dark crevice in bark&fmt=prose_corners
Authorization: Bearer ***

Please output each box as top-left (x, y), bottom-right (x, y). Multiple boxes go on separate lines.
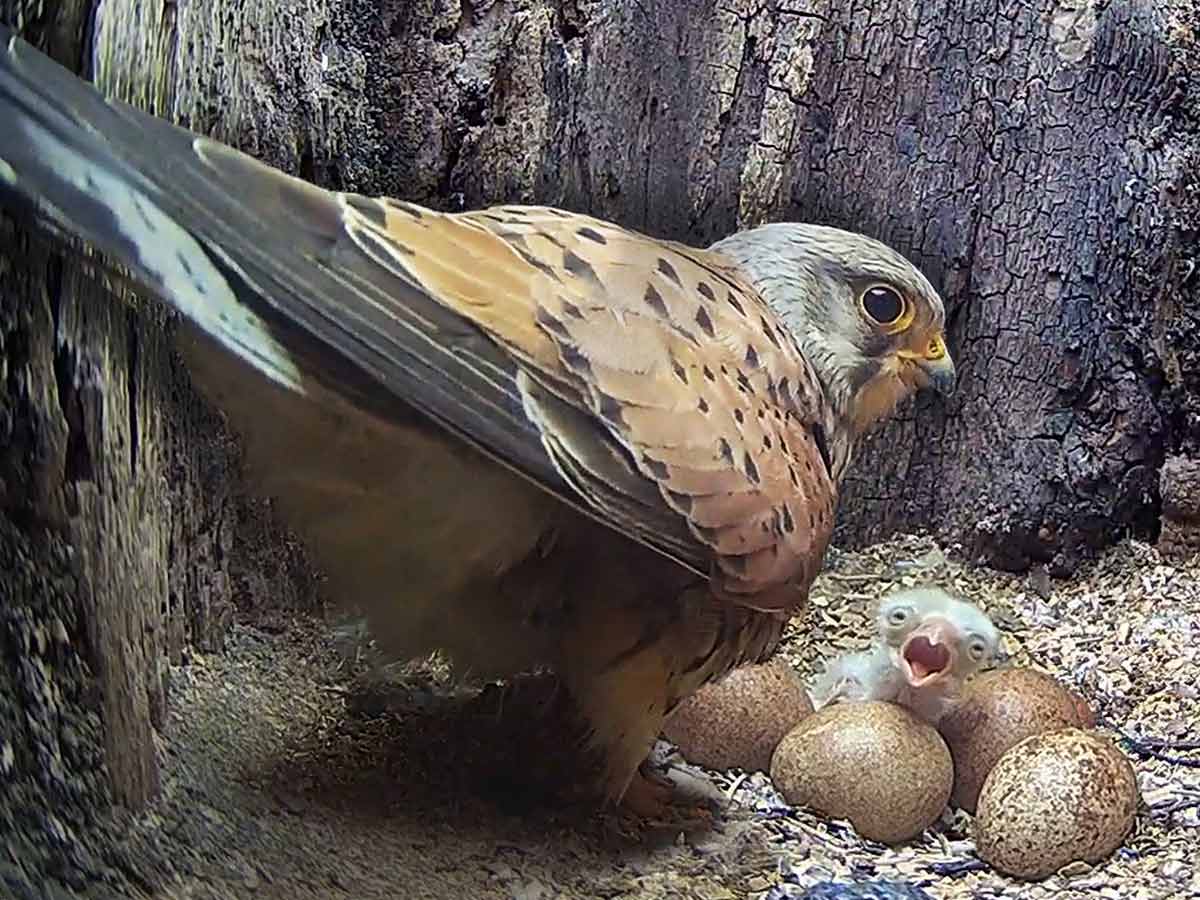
top-left (47, 256), bottom-right (96, 487)
top-left (126, 309), bottom-right (139, 479)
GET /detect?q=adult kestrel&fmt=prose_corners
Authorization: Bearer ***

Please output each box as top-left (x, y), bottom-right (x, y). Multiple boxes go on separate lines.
top-left (0, 28), bottom-right (955, 821)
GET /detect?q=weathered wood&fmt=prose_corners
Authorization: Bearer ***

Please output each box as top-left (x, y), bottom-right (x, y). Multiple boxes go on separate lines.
top-left (0, 3), bottom-right (322, 892)
top-left (799, 1), bottom-right (1192, 574)
top-left (1158, 454), bottom-right (1200, 557)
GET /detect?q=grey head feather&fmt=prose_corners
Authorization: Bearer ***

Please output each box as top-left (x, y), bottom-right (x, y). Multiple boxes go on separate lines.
top-left (710, 222), bottom-right (945, 461)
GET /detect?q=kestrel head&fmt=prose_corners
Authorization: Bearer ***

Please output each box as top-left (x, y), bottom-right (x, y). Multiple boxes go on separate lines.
top-left (711, 223), bottom-right (954, 438)
top-left (876, 586), bottom-right (1001, 691)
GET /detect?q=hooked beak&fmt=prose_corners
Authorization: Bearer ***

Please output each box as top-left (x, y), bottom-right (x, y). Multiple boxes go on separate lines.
top-left (900, 332), bottom-right (956, 397)
top-left (899, 617), bottom-right (960, 688)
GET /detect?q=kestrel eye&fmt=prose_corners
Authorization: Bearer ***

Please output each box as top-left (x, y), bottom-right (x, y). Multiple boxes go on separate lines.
top-left (968, 638), bottom-right (988, 659)
top-left (861, 285), bottom-right (906, 326)
top-left (886, 607), bottom-right (910, 626)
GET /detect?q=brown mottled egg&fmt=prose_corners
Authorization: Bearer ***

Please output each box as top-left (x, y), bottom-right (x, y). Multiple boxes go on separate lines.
top-left (939, 667), bottom-right (1093, 813)
top-left (663, 660), bottom-right (814, 773)
top-left (770, 701), bottom-right (953, 844)
top-left (974, 728), bottom-right (1139, 879)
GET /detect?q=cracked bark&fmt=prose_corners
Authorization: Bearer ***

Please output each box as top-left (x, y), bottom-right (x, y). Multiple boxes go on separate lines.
top-left (0, 0), bottom-right (1197, 891)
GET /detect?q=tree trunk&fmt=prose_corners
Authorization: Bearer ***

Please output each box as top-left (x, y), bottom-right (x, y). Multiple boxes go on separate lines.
top-left (0, 5), bottom-right (322, 892)
top-left (0, 0), bottom-right (1196, 891)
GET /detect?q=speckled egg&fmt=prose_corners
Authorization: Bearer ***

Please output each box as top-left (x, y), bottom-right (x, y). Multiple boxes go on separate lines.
top-left (938, 667), bottom-right (1093, 813)
top-left (663, 660), bottom-right (814, 773)
top-left (770, 701), bottom-right (953, 844)
top-left (974, 728), bottom-right (1139, 879)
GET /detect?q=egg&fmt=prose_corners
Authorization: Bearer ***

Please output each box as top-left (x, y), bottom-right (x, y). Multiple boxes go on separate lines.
top-left (663, 659), bottom-right (813, 772)
top-left (974, 728), bottom-right (1139, 879)
top-left (770, 701), bottom-right (953, 844)
top-left (938, 667), bottom-right (1093, 812)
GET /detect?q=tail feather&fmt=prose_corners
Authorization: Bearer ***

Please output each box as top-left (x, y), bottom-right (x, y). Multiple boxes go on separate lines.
top-left (0, 25), bottom-right (568, 498)
top-left (0, 33), bottom-right (311, 392)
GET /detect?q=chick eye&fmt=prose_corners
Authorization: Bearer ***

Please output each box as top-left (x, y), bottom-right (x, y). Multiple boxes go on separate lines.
top-left (886, 607), bottom-right (911, 627)
top-left (861, 284), bottom-right (906, 326)
top-left (967, 637), bottom-right (988, 660)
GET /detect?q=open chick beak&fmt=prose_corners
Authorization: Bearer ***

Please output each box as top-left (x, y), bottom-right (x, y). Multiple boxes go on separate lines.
top-left (900, 619), bottom-right (959, 688)
top-left (900, 333), bottom-right (956, 397)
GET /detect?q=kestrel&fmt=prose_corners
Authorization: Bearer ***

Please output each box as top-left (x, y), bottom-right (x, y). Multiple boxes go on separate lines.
top-left (0, 28), bottom-right (956, 820)
top-left (809, 586), bottom-right (1002, 723)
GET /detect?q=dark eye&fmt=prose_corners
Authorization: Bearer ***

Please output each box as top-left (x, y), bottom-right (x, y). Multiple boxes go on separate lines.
top-left (862, 285), bottom-right (906, 325)
top-left (967, 637), bottom-right (988, 660)
top-left (886, 606), bottom-right (911, 627)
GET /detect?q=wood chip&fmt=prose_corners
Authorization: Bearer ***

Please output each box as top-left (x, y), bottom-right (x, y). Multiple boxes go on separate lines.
top-left (765, 535), bottom-right (1199, 898)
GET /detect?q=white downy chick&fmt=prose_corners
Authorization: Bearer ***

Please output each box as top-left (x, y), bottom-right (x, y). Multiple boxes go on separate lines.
top-left (809, 585), bottom-right (1002, 723)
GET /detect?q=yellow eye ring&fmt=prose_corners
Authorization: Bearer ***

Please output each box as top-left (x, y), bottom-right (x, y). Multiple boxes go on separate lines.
top-left (860, 284), bottom-right (914, 333)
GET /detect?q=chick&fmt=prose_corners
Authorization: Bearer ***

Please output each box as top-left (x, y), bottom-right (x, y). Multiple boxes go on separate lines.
top-left (809, 586), bottom-right (1002, 723)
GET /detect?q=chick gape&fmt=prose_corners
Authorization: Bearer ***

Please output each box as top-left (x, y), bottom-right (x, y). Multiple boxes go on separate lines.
top-left (900, 616), bottom-right (958, 686)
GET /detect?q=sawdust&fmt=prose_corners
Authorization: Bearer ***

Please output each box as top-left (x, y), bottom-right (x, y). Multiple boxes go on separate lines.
top-left (121, 535), bottom-right (1199, 899)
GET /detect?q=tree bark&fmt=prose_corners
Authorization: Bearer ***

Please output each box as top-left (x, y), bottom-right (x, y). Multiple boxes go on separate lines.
top-left (0, 0), bottom-right (1196, 890)
top-left (0, 4), bottom-right (321, 892)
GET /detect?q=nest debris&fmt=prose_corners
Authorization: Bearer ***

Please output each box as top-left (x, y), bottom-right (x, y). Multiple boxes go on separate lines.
top-left (736, 534), bottom-right (1200, 899)
top-left (126, 533), bottom-right (1198, 899)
